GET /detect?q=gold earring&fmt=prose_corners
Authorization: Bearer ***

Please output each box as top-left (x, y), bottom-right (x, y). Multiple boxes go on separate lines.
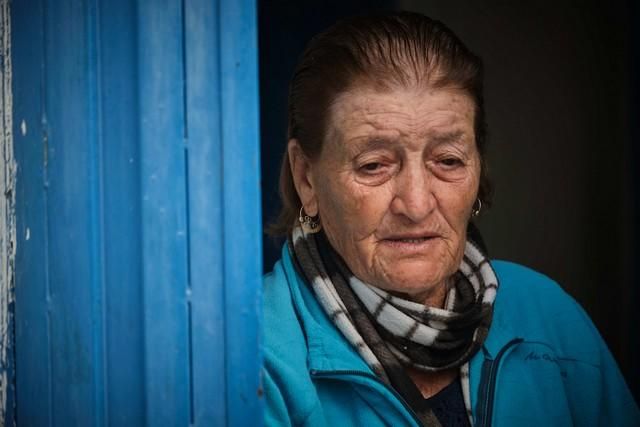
top-left (472, 199), bottom-right (482, 217)
top-left (299, 206), bottom-right (321, 233)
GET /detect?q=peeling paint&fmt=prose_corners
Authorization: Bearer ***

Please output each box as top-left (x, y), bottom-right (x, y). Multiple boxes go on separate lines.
top-left (24, 228), bottom-right (28, 241)
top-left (0, 0), bottom-right (15, 423)
top-left (19, 120), bottom-right (24, 137)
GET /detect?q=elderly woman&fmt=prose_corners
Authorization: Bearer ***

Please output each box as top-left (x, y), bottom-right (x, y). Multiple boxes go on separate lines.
top-left (263, 12), bottom-right (639, 427)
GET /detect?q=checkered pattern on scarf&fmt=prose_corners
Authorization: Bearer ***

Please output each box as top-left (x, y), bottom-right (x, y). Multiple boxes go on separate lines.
top-left (289, 225), bottom-right (498, 426)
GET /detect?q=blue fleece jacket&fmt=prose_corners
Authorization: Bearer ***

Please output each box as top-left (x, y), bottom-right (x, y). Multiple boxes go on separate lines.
top-left (263, 244), bottom-right (639, 426)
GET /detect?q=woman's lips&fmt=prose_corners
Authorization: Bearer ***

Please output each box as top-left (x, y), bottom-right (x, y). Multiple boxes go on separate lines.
top-left (379, 235), bottom-right (440, 252)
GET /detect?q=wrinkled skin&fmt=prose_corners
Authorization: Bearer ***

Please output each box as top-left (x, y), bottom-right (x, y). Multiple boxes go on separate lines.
top-left (289, 86), bottom-right (480, 308)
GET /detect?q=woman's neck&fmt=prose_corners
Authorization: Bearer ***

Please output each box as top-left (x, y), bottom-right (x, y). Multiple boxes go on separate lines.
top-left (407, 366), bottom-right (458, 398)
top-left (392, 278), bottom-right (449, 308)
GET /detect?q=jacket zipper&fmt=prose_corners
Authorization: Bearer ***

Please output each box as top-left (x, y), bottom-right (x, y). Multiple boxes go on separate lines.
top-left (310, 369), bottom-right (424, 427)
top-left (478, 338), bottom-right (524, 427)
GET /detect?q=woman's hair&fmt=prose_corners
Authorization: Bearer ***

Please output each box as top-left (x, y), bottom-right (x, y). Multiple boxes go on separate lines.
top-left (269, 11), bottom-right (492, 235)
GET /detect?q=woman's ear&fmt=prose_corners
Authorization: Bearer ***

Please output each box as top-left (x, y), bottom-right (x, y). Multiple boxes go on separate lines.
top-left (288, 139), bottom-right (319, 216)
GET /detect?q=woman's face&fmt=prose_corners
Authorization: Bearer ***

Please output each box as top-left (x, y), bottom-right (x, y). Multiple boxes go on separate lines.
top-left (292, 86), bottom-right (480, 306)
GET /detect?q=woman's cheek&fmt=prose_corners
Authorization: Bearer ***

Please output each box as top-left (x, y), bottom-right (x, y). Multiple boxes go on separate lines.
top-left (354, 185), bottom-right (395, 237)
top-left (442, 179), bottom-right (478, 222)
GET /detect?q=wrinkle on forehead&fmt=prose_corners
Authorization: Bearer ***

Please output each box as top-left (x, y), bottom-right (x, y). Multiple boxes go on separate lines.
top-left (324, 86), bottom-right (475, 155)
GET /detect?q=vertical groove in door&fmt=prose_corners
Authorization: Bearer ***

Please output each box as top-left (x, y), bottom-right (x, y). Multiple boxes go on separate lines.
top-left (138, 0), bottom-right (190, 424)
top-left (184, 0), bottom-right (228, 424)
top-left (98, 0), bottom-right (145, 422)
top-left (41, 0), bottom-right (53, 424)
top-left (219, 0), bottom-right (263, 424)
top-left (86, 0), bottom-right (107, 424)
top-left (0, 0), bottom-right (16, 420)
top-left (180, 1), bottom-right (195, 423)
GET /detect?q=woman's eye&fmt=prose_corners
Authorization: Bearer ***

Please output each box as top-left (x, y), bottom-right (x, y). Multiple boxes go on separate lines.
top-left (360, 162), bottom-right (383, 173)
top-left (355, 159), bottom-right (396, 185)
top-left (439, 158), bottom-right (463, 168)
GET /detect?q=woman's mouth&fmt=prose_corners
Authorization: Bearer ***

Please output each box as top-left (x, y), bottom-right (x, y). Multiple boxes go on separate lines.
top-left (388, 237), bottom-right (432, 243)
top-left (380, 235), bottom-right (440, 251)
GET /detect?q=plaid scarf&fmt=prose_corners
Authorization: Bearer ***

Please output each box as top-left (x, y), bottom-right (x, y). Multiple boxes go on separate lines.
top-left (289, 225), bottom-right (498, 426)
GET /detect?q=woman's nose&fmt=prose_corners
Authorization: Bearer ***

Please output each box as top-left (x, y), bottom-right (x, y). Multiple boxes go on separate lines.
top-left (389, 164), bottom-right (435, 223)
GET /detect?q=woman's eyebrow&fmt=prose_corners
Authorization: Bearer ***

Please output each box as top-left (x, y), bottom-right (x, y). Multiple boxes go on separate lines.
top-left (345, 130), bottom-right (469, 155)
top-left (348, 136), bottom-right (399, 153)
top-left (428, 130), bottom-right (466, 145)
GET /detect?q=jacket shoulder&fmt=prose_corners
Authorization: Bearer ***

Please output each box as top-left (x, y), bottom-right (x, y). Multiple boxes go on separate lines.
top-left (491, 259), bottom-right (579, 314)
top-left (487, 261), bottom-right (639, 425)
top-left (491, 260), bottom-right (565, 300)
top-left (490, 260), bottom-right (601, 364)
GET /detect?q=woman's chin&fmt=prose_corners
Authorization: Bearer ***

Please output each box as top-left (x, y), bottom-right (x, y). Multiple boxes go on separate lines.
top-left (372, 265), bottom-right (450, 304)
top-left (370, 245), bottom-right (455, 288)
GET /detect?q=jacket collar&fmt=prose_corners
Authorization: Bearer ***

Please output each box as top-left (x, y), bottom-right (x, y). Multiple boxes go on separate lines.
top-left (482, 301), bottom-right (521, 359)
top-left (281, 244), bottom-right (372, 373)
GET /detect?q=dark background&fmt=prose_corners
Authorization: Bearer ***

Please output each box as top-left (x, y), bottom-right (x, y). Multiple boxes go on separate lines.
top-left (259, 0), bottom-right (639, 402)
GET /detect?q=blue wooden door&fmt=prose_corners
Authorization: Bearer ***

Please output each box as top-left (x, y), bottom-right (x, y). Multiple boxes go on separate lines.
top-left (12, 0), bottom-right (262, 425)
